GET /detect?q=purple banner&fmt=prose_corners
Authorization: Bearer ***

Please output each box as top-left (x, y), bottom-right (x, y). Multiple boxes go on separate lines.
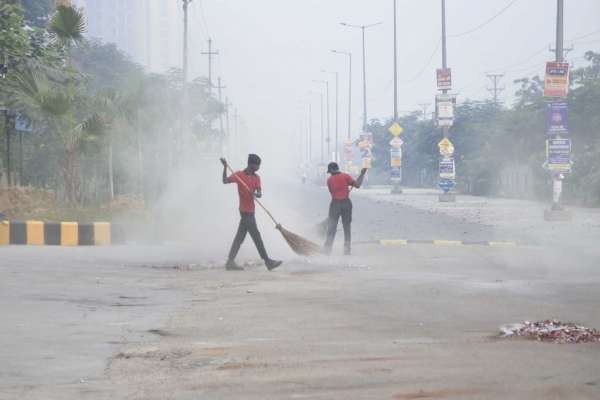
top-left (546, 101), bottom-right (568, 135)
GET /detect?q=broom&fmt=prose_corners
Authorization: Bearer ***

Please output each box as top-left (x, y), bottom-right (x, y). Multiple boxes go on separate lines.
top-left (225, 163), bottom-right (322, 256)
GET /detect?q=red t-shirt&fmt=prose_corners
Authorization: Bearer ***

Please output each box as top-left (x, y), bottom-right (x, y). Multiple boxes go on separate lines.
top-left (228, 170), bottom-right (261, 213)
top-left (327, 172), bottom-right (355, 200)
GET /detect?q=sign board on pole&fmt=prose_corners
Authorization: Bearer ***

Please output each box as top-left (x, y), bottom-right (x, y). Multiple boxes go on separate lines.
top-left (436, 68), bottom-right (452, 91)
top-left (439, 157), bottom-right (456, 180)
top-left (390, 148), bottom-right (402, 167)
top-left (545, 101), bottom-right (568, 135)
top-left (391, 167), bottom-right (402, 182)
top-left (389, 137), bottom-right (404, 149)
top-left (546, 138), bottom-right (571, 173)
top-left (438, 137), bottom-right (455, 156)
top-left (388, 122), bottom-right (404, 137)
top-left (436, 94), bottom-right (454, 127)
top-left (544, 62), bottom-right (569, 98)
top-left (358, 132), bottom-right (373, 169)
top-left (15, 113), bottom-right (33, 133)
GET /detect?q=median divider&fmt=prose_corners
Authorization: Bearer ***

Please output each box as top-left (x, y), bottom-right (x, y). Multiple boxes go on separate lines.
top-left (0, 221), bottom-right (124, 246)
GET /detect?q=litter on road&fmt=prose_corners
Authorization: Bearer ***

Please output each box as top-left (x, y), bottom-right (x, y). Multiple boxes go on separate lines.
top-left (500, 319), bottom-right (600, 344)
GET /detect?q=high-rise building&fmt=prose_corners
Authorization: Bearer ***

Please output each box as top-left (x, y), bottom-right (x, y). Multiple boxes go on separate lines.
top-left (73, 0), bottom-right (183, 73)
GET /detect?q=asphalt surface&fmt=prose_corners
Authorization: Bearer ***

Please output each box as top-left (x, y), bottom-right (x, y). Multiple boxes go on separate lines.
top-left (1, 183), bottom-right (600, 399)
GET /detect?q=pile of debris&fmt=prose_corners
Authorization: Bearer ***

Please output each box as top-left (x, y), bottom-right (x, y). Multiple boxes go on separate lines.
top-left (500, 319), bottom-right (600, 344)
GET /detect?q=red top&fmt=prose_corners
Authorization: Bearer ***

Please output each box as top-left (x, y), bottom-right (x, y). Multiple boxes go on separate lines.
top-left (327, 172), bottom-right (355, 200)
top-left (228, 170), bottom-right (261, 213)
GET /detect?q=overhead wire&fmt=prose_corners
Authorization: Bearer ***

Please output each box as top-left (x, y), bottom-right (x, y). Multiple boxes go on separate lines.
top-left (448, 0), bottom-right (520, 38)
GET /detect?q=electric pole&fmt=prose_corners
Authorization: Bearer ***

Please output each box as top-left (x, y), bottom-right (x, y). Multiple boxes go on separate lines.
top-left (313, 80), bottom-right (331, 160)
top-left (486, 73), bottom-right (505, 105)
top-left (181, 0), bottom-right (192, 160)
top-left (322, 70), bottom-right (339, 162)
top-left (332, 50), bottom-right (352, 141)
top-left (201, 38), bottom-right (219, 95)
top-left (419, 103), bottom-right (430, 121)
top-left (216, 77), bottom-right (226, 152)
top-left (393, 0), bottom-right (398, 121)
top-left (341, 21), bottom-right (382, 131)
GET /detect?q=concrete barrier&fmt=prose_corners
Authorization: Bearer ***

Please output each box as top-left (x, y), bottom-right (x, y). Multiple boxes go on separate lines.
top-left (0, 221), bottom-right (123, 246)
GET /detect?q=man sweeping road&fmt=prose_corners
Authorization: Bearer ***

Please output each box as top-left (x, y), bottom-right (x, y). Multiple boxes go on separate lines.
top-left (324, 162), bottom-right (367, 255)
top-left (221, 155), bottom-right (283, 271)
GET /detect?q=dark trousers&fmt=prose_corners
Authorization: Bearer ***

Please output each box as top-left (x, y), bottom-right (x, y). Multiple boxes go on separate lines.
top-left (228, 212), bottom-right (269, 261)
top-left (324, 199), bottom-right (352, 253)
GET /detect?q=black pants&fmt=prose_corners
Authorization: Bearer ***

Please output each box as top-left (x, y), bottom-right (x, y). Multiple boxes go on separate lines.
top-left (324, 199), bottom-right (352, 253)
top-left (228, 212), bottom-right (269, 261)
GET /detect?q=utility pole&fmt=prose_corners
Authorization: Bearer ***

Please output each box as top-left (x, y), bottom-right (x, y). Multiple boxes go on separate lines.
top-left (486, 73), bottom-right (505, 105)
top-left (419, 103), bottom-right (430, 121)
top-left (216, 77), bottom-right (226, 153)
top-left (393, 0), bottom-right (398, 121)
top-left (332, 50), bottom-right (352, 141)
top-left (437, 0), bottom-right (456, 202)
top-left (341, 21), bottom-right (382, 131)
top-left (2, 109), bottom-right (10, 186)
top-left (313, 80), bottom-right (331, 160)
top-left (308, 102), bottom-right (313, 164)
top-left (201, 38), bottom-right (219, 95)
top-left (181, 0), bottom-right (192, 161)
top-left (544, 0), bottom-right (571, 220)
top-left (322, 70), bottom-right (339, 161)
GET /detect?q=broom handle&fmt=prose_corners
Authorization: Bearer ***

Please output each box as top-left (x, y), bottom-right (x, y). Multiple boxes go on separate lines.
top-left (225, 164), bottom-right (280, 226)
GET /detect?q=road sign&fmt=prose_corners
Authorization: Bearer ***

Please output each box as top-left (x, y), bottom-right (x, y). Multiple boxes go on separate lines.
top-left (438, 137), bottom-right (454, 156)
top-left (546, 138), bottom-right (571, 173)
top-left (436, 68), bottom-right (452, 91)
top-left (15, 113), bottom-right (33, 133)
top-left (388, 122), bottom-right (404, 137)
top-left (436, 94), bottom-right (454, 127)
top-left (438, 178), bottom-right (455, 191)
top-left (391, 167), bottom-right (402, 182)
top-left (390, 148), bottom-right (402, 167)
top-left (439, 157), bottom-right (455, 180)
top-left (389, 137), bottom-right (404, 149)
top-left (544, 62), bottom-right (569, 98)
top-left (546, 101), bottom-right (568, 135)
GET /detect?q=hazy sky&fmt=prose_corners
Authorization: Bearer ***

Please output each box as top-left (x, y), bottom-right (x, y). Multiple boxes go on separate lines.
top-left (181, 0), bottom-right (599, 160)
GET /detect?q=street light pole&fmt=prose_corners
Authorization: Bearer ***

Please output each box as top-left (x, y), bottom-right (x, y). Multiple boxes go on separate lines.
top-left (393, 0), bottom-right (398, 121)
top-left (331, 50), bottom-right (352, 141)
top-left (341, 21), bottom-right (382, 132)
top-left (313, 79), bottom-right (331, 159)
top-left (322, 70), bottom-right (339, 162)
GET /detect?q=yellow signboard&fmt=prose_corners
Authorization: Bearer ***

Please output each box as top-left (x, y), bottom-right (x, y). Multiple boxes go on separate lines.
top-left (388, 122), bottom-right (404, 137)
top-left (438, 137), bottom-right (454, 155)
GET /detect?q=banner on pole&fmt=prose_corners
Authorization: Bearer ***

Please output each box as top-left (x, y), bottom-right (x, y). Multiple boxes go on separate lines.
top-left (436, 68), bottom-right (452, 91)
top-left (436, 94), bottom-right (454, 127)
top-left (545, 101), bottom-right (568, 135)
top-left (546, 138), bottom-right (571, 173)
top-left (544, 62), bottom-right (569, 98)
top-left (439, 157), bottom-right (456, 180)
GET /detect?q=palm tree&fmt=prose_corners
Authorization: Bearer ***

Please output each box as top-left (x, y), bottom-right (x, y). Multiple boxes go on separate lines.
top-left (49, 4), bottom-right (85, 48)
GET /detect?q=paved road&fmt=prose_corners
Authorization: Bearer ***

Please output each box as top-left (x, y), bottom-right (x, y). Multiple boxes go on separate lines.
top-left (1, 183), bottom-right (599, 399)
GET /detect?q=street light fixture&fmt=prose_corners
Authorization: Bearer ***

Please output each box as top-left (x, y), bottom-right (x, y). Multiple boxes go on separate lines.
top-left (340, 21), bottom-right (383, 131)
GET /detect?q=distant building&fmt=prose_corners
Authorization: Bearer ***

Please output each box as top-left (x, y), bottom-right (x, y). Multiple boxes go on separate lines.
top-left (72, 0), bottom-right (183, 73)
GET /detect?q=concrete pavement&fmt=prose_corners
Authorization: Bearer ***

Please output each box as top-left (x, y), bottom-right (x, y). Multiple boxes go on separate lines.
top-left (1, 184), bottom-right (599, 399)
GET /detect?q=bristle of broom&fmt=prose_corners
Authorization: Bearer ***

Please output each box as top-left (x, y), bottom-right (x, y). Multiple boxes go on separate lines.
top-left (277, 225), bottom-right (322, 256)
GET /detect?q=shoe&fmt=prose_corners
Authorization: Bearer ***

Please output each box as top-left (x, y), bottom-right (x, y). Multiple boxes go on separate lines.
top-left (265, 259), bottom-right (283, 271)
top-left (225, 260), bottom-right (244, 271)
top-left (344, 249), bottom-right (352, 256)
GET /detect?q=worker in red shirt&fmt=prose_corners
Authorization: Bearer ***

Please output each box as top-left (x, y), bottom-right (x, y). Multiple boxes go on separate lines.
top-left (221, 154), bottom-right (282, 271)
top-left (324, 162), bottom-right (367, 255)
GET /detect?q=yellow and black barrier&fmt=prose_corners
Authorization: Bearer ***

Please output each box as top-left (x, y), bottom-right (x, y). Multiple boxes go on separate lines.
top-left (0, 221), bottom-right (124, 246)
